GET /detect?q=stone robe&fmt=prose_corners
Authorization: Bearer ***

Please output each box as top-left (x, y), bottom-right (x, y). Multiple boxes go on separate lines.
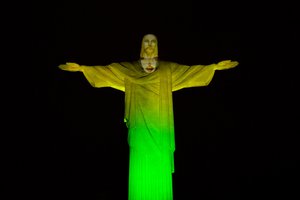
top-left (79, 60), bottom-right (216, 200)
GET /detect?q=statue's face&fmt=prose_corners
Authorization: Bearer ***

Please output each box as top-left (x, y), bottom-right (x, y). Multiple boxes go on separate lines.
top-left (140, 34), bottom-right (158, 59)
top-left (143, 35), bottom-right (157, 55)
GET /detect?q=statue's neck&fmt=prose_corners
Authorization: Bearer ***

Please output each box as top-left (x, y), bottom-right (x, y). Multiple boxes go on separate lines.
top-left (140, 58), bottom-right (158, 68)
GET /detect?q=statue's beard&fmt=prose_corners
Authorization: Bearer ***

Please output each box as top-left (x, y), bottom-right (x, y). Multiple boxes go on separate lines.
top-left (143, 46), bottom-right (157, 57)
top-left (146, 46), bottom-right (153, 50)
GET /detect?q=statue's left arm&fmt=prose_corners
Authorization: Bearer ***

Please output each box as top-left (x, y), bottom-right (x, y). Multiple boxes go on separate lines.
top-left (171, 60), bottom-right (238, 91)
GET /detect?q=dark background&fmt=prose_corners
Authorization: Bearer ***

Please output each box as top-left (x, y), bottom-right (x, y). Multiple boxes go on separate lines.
top-left (12, 1), bottom-right (299, 200)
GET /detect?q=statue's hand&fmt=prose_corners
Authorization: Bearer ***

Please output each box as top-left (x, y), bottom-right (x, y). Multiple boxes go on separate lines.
top-left (58, 62), bottom-right (82, 72)
top-left (215, 60), bottom-right (239, 70)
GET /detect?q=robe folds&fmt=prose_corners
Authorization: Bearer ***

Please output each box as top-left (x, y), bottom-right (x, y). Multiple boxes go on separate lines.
top-left (80, 60), bottom-right (216, 200)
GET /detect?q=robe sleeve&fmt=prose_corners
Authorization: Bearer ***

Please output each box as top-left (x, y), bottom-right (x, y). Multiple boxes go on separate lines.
top-left (81, 63), bottom-right (127, 92)
top-left (171, 63), bottom-right (216, 92)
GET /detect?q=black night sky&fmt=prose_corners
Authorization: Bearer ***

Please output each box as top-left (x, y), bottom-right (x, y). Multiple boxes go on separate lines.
top-left (14, 1), bottom-right (299, 200)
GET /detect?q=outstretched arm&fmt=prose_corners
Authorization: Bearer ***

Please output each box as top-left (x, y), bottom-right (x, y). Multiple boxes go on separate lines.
top-left (58, 62), bottom-right (127, 92)
top-left (58, 62), bottom-right (83, 72)
top-left (171, 60), bottom-right (238, 91)
top-left (214, 60), bottom-right (239, 70)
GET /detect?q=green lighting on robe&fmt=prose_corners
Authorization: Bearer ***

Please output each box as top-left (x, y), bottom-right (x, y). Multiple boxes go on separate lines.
top-left (59, 59), bottom-right (238, 200)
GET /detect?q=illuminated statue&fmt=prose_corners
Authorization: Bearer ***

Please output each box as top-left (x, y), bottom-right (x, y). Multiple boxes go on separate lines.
top-left (58, 34), bottom-right (238, 200)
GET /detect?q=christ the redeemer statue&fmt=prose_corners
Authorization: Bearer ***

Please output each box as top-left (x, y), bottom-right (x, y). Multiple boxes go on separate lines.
top-left (58, 34), bottom-right (238, 200)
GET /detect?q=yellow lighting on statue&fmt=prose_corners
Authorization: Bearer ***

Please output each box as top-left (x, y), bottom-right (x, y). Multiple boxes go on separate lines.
top-left (58, 34), bottom-right (238, 200)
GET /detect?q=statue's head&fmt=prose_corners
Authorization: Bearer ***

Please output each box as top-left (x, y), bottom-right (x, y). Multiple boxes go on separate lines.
top-left (140, 34), bottom-right (158, 59)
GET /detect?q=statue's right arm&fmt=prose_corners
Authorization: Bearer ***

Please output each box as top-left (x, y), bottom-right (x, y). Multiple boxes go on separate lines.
top-left (58, 62), bottom-right (83, 72)
top-left (58, 62), bottom-right (126, 91)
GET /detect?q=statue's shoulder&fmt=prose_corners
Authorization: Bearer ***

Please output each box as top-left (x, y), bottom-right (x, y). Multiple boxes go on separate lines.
top-left (118, 61), bottom-right (144, 74)
top-left (119, 61), bottom-right (139, 67)
top-left (109, 61), bottom-right (136, 70)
